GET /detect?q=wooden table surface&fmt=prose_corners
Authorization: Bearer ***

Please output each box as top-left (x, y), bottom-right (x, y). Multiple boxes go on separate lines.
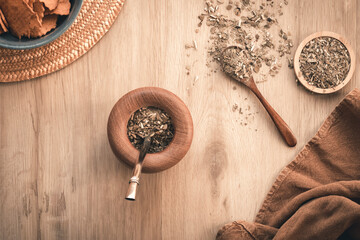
top-left (1, 0), bottom-right (359, 239)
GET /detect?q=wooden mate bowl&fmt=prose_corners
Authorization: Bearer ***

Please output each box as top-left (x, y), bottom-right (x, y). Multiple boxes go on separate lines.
top-left (107, 87), bottom-right (193, 173)
top-left (294, 31), bottom-right (355, 94)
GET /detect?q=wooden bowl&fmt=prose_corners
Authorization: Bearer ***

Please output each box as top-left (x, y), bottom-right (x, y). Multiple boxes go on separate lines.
top-left (107, 87), bottom-right (193, 173)
top-left (294, 31), bottom-right (355, 94)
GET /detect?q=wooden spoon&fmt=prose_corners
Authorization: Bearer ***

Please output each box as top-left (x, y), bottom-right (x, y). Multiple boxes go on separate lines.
top-left (125, 136), bottom-right (152, 201)
top-left (221, 46), bottom-right (297, 147)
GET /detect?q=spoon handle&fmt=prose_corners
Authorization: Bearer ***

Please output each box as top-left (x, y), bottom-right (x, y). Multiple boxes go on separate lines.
top-left (249, 84), bottom-right (297, 147)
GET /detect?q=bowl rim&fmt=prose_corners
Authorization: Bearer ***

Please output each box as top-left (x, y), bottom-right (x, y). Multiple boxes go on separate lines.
top-left (0, 0), bottom-right (83, 50)
top-left (107, 87), bottom-right (194, 173)
top-left (293, 31), bottom-right (356, 94)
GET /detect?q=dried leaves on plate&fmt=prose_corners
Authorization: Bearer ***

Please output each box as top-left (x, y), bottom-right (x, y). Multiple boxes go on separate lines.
top-left (0, 0), bottom-right (42, 38)
top-left (0, 8), bottom-right (8, 34)
top-left (127, 107), bottom-right (175, 153)
top-left (0, 0), bottom-right (71, 39)
top-left (47, 0), bottom-right (71, 15)
top-left (39, 0), bottom-right (59, 11)
top-left (299, 37), bottom-right (351, 89)
top-left (33, 0), bottom-right (46, 19)
top-left (31, 14), bottom-right (58, 38)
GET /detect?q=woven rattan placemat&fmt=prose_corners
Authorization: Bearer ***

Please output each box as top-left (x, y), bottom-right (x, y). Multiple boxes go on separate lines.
top-left (0, 0), bottom-right (126, 83)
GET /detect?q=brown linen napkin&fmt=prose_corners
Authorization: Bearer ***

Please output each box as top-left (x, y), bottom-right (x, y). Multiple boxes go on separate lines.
top-left (217, 88), bottom-right (360, 240)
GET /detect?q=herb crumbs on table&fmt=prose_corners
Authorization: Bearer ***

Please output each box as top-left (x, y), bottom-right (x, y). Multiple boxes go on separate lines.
top-left (127, 107), bottom-right (174, 153)
top-left (193, 0), bottom-right (294, 82)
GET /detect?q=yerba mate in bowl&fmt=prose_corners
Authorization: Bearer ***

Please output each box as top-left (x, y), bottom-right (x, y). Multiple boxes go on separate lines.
top-left (107, 87), bottom-right (193, 173)
top-left (294, 31), bottom-right (355, 94)
top-left (127, 107), bottom-right (174, 153)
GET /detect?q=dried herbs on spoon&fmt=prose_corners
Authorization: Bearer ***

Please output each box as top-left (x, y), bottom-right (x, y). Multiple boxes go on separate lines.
top-left (221, 46), bottom-right (253, 80)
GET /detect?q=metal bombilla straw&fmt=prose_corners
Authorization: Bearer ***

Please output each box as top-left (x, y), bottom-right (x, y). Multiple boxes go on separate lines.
top-left (125, 135), bottom-right (152, 201)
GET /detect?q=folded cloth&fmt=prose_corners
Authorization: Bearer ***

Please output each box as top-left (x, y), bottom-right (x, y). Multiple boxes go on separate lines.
top-left (217, 88), bottom-right (360, 240)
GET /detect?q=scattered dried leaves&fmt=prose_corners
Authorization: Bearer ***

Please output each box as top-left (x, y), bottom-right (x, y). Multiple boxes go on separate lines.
top-left (195, 0), bottom-right (293, 81)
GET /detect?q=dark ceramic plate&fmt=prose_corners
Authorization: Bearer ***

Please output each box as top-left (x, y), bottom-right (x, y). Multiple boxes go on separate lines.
top-left (0, 0), bottom-right (82, 50)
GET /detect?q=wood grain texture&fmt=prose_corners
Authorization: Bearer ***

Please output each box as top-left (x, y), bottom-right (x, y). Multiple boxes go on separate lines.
top-left (0, 0), bottom-right (359, 239)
